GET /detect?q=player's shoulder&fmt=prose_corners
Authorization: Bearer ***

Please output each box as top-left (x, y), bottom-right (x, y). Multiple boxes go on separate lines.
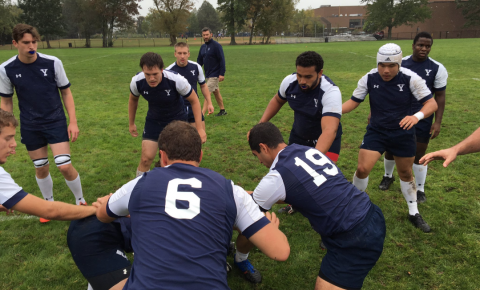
top-left (187, 60), bottom-right (200, 67)
top-left (131, 71), bottom-right (145, 82)
top-left (0, 55), bottom-right (17, 70)
top-left (320, 75), bottom-right (338, 90)
top-left (282, 73), bottom-right (297, 84)
top-left (399, 67), bottom-right (421, 78)
top-left (428, 57), bottom-right (447, 71)
top-left (402, 55), bottom-right (412, 61)
top-left (165, 62), bottom-right (177, 70)
top-left (36, 52), bottom-right (62, 64)
top-left (163, 69), bottom-right (182, 81)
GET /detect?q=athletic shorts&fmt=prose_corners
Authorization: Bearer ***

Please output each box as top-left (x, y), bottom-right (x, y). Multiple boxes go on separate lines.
top-left (142, 116), bottom-right (187, 142)
top-left (415, 119), bottom-right (432, 144)
top-left (67, 216), bottom-right (132, 290)
top-left (360, 125), bottom-right (416, 157)
top-left (319, 204), bottom-right (386, 290)
top-left (21, 124), bottom-right (69, 151)
top-left (288, 127), bottom-right (342, 163)
top-left (206, 77), bottom-right (219, 92)
top-left (186, 105), bottom-right (205, 123)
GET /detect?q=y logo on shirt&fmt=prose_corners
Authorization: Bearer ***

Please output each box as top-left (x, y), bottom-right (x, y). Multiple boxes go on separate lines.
top-left (373, 85), bottom-right (379, 88)
top-left (425, 69), bottom-right (432, 76)
top-left (314, 99), bottom-right (318, 108)
top-left (165, 90), bottom-right (171, 96)
top-left (397, 84), bottom-right (405, 91)
top-left (191, 70), bottom-right (196, 76)
top-left (40, 69), bottom-right (48, 76)
top-left (290, 94), bottom-right (296, 99)
top-left (16, 74), bottom-right (21, 78)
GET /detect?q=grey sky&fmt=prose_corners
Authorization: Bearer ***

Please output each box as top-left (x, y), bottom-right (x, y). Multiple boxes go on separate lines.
top-left (138, 0), bottom-right (364, 16)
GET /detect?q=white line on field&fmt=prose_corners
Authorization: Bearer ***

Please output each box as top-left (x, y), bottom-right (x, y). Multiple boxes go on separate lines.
top-left (64, 54), bottom-right (113, 66)
top-left (0, 215), bottom-right (37, 222)
top-left (449, 78), bottom-right (480, 81)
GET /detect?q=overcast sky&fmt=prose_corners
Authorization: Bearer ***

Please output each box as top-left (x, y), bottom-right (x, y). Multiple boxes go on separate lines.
top-left (138, 0), bottom-right (364, 16)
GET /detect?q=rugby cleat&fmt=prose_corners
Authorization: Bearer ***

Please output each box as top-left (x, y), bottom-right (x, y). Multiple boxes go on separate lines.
top-left (416, 190), bottom-right (426, 203)
top-left (408, 213), bottom-right (431, 233)
top-left (215, 110), bottom-right (227, 116)
top-left (234, 255), bottom-right (262, 283)
top-left (278, 204), bottom-right (296, 214)
top-left (39, 217), bottom-right (50, 223)
top-left (379, 176), bottom-right (395, 190)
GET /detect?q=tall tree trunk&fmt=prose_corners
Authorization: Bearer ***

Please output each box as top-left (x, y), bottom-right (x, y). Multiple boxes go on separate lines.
top-left (108, 17), bottom-right (115, 47)
top-left (387, 26), bottom-right (393, 39)
top-left (248, 20), bottom-right (256, 44)
top-left (229, 2), bottom-right (237, 45)
top-left (102, 19), bottom-right (108, 47)
top-left (230, 31), bottom-right (237, 45)
top-left (266, 35), bottom-right (270, 43)
top-left (169, 34), bottom-right (177, 46)
top-left (45, 35), bottom-right (51, 48)
top-left (85, 31), bottom-right (91, 48)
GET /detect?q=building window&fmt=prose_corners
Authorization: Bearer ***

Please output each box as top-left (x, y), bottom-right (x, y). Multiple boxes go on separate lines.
top-left (349, 19), bottom-right (361, 28)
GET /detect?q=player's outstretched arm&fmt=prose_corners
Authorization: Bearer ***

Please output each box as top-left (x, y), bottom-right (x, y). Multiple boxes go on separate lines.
top-left (420, 127), bottom-right (480, 167)
top-left (186, 91), bottom-right (207, 143)
top-left (248, 212), bottom-right (290, 261)
top-left (12, 194), bottom-right (95, 220)
top-left (199, 83), bottom-right (214, 114)
top-left (316, 116), bottom-right (339, 154)
top-left (342, 99), bottom-right (360, 114)
top-left (93, 194), bottom-right (117, 223)
top-left (400, 98), bottom-right (438, 130)
top-left (0, 97), bottom-right (13, 113)
top-left (128, 93), bottom-right (139, 137)
top-left (259, 94), bottom-right (287, 123)
top-left (61, 88), bottom-right (79, 142)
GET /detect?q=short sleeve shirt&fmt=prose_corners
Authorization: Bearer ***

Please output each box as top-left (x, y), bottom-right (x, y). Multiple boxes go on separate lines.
top-left (0, 167), bottom-right (28, 209)
top-left (166, 61), bottom-right (205, 107)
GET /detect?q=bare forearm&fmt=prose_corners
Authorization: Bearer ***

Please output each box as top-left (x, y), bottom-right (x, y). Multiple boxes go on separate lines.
top-left (61, 89), bottom-right (77, 123)
top-left (434, 92), bottom-right (446, 124)
top-left (259, 95), bottom-right (285, 123)
top-left (452, 127), bottom-right (480, 156)
top-left (1, 97), bottom-right (13, 112)
top-left (342, 99), bottom-right (360, 114)
top-left (315, 130), bottom-right (336, 154)
top-left (128, 96), bottom-right (139, 125)
top-left (420, 98), bottom-right (438, 118)
top-left (200, 84), bottom-right (212, 106)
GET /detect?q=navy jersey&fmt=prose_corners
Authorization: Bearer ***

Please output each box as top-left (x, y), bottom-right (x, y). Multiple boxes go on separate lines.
top-left (197, 39), bottom-right (226, 78)
top-left (166, 61), bottom-right (205, 107)
top-left (253, 144), bottom-right (372, 237)
top-left (106, 163), bottom-right (268, 290)
top-left (0, 53), bottom-right (70, 130)
top-left (402, 55), bottom-right (448, 121)
top-left (351, 67), bottom-right (432, 130)
top-left (278, 74), bottom-right (342, 141)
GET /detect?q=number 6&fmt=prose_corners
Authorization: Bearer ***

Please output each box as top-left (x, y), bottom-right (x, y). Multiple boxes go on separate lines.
top-left (165, 178), bottom-right (201, 219)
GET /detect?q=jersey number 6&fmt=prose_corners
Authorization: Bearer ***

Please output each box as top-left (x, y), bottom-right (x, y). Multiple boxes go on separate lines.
top-left (165, 178), bottom-right (201, 219)
top-left (294, 149), bottom-right (338, 187)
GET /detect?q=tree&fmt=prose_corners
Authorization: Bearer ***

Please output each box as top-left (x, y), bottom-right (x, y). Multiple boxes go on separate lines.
top-left (0, 0), bottom-right (22, 45)
top-left (362, 0), bottom-right (432, 39)
top-left (137, 16), bottom-right (145, 34)
top-left (256, 0), bottom-right (295, 42)
top-left (63, 0), bottom-right (102, 47)
top-left (245, 0), bottom-right (264, 44)
top-left (153, 0), bottom-right (193, 46)
top-left (197, 1), bottom-right (222, 33)
top-left (218, 0), bottom-right (249, 45)
top-left (456, 0), bottom-right (480, 28)
top-left (18, 0), bottom-right (65, 48)
top-left (187, 8), bottom-right (200, 36)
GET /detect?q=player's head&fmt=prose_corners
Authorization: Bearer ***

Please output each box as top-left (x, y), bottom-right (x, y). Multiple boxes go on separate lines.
top-left (295, 51), bottom-right (324, 92)
top-left (202, 27), bottom-right (212, 42)
top-left (0, 109), bottom-right (18, 164)
top-left (12, 24), bottom-right (40, 60)
top-left (377, 43), bottom-right (402, 82)
top-left (158, 121), bottom-right (202, 166)
top-left (174, 42), bottom-right (190, 67)
top-left (412, 32), bottom-right (433, 61)
top-left (249, 122), bottom-right (286, 168)
top-left (140, 52), bottom-right (164, 88)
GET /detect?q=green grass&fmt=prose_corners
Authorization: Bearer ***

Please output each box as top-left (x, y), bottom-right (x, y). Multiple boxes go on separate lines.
top-left (1, 39), bottom-right (480, 289)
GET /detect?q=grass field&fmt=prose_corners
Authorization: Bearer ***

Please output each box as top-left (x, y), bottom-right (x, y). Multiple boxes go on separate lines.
top-left (1, 39), bottom-right (480, 290)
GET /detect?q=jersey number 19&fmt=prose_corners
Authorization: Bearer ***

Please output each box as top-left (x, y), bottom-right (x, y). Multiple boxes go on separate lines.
top-left (294, 149), bottom-right (338, 187)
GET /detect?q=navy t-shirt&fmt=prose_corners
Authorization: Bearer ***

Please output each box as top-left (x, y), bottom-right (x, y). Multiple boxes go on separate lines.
top-left (166, 61), bottom-right (206, 108)
top-left (0, 53), bottom-right (70, 130)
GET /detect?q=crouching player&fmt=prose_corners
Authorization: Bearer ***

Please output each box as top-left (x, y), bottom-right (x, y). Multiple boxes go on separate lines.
top-left (248, 122), bottom-right (386, 290)
top-left (93, 121), bottom-right (290, 289)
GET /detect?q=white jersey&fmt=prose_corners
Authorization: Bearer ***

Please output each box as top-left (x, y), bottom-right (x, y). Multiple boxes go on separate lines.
top-left (0, 167), bottom-right (28, 209)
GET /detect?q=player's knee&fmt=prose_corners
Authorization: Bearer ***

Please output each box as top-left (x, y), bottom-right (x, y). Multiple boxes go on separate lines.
top-left (54, 154), bottom-right (74, 174)
top-left (356, 164), bottom-right (370, 176)
top-left (140, 155), bottom-right (154, 165)
top-left (397, 168), bottom-right (412, 180)
top-left (33, 157), bottom-right (49, 169)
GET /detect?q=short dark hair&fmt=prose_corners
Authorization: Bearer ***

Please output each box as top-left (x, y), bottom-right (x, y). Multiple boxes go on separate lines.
top-left (158, 121), bottom-right (202, 163)
top-left (140, 52), bottom-right (164, 70)
top-left (202, 27), bottom-right (212, 34)
top-left (296, 51), bottom-right (324, 73)
top-left (12, 23), bottom-right (41, 42)
top-left (249, 122), bottom-right (285, 153)
top-left (413, 32), bottom-right (433, 45)
top-left (0, 109), bottom-right (18, 134)
top-left (174, 42), bottom-right (189, 50)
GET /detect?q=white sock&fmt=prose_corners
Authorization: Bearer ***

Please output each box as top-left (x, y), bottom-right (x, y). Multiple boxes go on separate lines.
top-left (400, 179), bottom-right (419, 216)
top-left (384, 158), bottom-right (396, 178)
top-left (353, 171), bottom-right (369, 191)
top-left (136, 169), bottom-right (149, 177)
top-left (235, 250), bottom-right (249, 263)
top-left (87, 283), bottom-right (94, 290)
top-left (412, 164), bottom-right (427, 192)
top-left (36, 173), bottom-right (54, 201)
top-left (65, 174), bottom-right (85, 205)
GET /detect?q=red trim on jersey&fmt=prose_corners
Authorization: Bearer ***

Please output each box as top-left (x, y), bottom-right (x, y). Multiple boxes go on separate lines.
top-left (326, 152), bottom-right (339, 163)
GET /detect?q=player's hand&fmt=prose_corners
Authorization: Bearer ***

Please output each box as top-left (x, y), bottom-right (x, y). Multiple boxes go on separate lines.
top-left (265, 212), bottom-right (280, 228)
top-left (399, 115), bottom-right (419, 130)
top-left (198, 128), bottom-right (207, 143)
top-left (419, 148), bottom-right (458, 167)
top-left (129, 124), bottom-right (138, 137)
top-left (92, 193), bottom-right (112, 209)
top-left (208, 104), bottom-right (214, 115)
top-left (0, 205), bottom-right (14, 214)
top-left (430, 122), bottom-right (441, 139)
top-left (219, 75), bottom-right (225, 82)
top-left (68, 122), bottom-right (79, 142)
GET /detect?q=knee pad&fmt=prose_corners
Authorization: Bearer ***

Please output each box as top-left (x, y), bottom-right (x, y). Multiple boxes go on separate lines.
top-left (54, 154), bottom-right (71, 167)
top-left (33, 158), bottom-right (49, 168)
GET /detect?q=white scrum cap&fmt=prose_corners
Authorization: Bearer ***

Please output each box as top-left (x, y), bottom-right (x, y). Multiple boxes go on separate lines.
top-left (377, 43), bottom-right (402, 68)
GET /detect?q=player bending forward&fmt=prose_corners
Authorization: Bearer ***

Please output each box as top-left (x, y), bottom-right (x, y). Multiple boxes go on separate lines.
top-left (249, 122), bottom-right (386, 290)
top-left (94, 121), bottom-right (289, 290)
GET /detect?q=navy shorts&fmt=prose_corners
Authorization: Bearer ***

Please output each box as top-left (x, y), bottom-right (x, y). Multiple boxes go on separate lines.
top-left (21, 124), bottom-right (69, 151)
top-left (415, 119), bottom-right (432, 144)
top-left (142, 116), bottom-right (187, 142)
top-left (360, 125), bottom-right (416, 157)
top-left (320, 204), bottom-right (386, 290)
top-left (186, 105), bottom-right (205, 123)
top-left (288, 125), bottom-right (342, 162)
top-left (67, 216), bottom-right (132, 290)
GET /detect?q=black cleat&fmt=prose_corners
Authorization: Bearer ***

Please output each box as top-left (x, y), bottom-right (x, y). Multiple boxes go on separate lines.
top-left (379, 176), bottom-right (395, 190)
top-left (228, 242), bottom-right (235, 256)
top-left (234, 255), bottom-right (262, 283)
top-left (215, 110), bottom-right (227, 116)
top-left (416, 190), bottom-right (426, 203)
top-left (408, 213), bottom-right (431, 233)
top-left (278, 205), bottom-right (296, 214)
